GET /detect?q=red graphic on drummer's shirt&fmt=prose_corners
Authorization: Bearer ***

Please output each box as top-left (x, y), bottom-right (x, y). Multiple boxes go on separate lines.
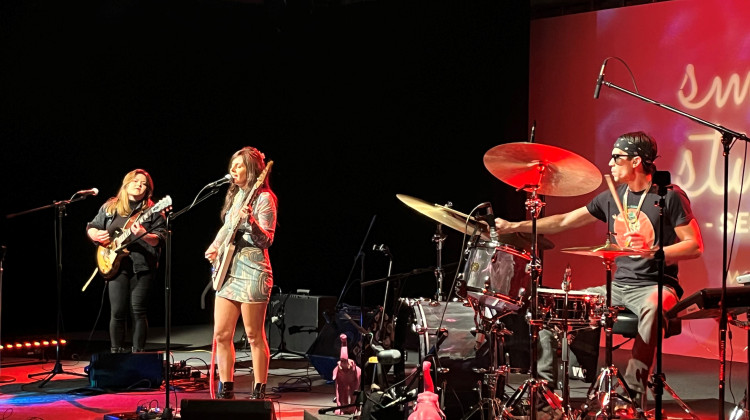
top-left (612, 209), bottom-right (655, 251)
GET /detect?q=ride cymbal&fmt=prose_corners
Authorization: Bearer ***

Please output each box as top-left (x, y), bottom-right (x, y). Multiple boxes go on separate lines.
top-left (483, 142), bottom-right (602, 197)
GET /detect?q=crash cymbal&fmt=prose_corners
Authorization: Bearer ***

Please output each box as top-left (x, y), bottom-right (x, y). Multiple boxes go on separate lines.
top-left (397, 194), bottom-right (490, 239)
top-left (561, 242), bottom-right (655, 259)
top-left (483, 142), bottom-right (602, 197)
top-left (396, 194), bottom-right (555, 251)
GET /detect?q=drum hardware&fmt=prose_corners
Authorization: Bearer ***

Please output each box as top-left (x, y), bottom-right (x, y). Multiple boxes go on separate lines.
top-left (482, 140), bottom-right (603, 420)
top-left (460, 297), bottom-right (515, 420)
top-left (433, 223), bottom-right (448, 302)
top-left (562, 240), bottom-right (653, 419)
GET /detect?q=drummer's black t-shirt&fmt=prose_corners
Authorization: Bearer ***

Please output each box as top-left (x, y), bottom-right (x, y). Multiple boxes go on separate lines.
top-left (585, 183), bottom-right (694, 298)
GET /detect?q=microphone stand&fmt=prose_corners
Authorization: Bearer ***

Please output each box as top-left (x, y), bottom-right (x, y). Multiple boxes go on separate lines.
top-left (599, 77), bottom-right (749, 420)
top-left (0, 246), bottom-right (15, 383)
top-left (653, 173), bottom-right (669, 420)
top-left (332, 214), bottom-right (377, 414)
top-left (159, 184), bottom-right (224, 420)
top-left (9, 193), bottom-right (94, 386)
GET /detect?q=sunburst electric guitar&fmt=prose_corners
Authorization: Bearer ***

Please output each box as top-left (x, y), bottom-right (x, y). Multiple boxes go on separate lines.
top-left (96, 196), bottom-right (172, 279)
top-left (211, 161), bottom-right (273, 291)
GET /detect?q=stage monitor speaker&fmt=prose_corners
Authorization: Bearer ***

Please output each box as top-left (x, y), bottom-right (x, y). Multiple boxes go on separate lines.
top-left (305, 322), bottom-right (340, 381)
top-left (88, 352), bottom-right (163, 390)
top-left (180, 399), bottom-right (276, 420)
top-left (267, 294), bottom-right (336, 354)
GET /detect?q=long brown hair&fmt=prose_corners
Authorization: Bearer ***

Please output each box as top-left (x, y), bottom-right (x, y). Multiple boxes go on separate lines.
top-left (220, 146), bottom-right (275, 221)
top-left (104, 169), bottom-right (155, 217)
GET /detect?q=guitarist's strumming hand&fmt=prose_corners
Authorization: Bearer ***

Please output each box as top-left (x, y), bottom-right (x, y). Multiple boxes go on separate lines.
top-left (90, 229), bottom-right (111, 246)
top-left (205, 243), bottom-right (218, 264)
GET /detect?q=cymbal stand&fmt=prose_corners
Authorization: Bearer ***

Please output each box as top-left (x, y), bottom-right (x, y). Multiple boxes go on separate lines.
top-left (502, 185), bottom-right (561, 420)
top-left (583, 254), bottom-right (634, 419)
top-left (433, 223), bottom-right (447, 302)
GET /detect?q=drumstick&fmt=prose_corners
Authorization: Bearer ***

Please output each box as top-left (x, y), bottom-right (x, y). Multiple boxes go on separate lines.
top-left (604, 175), bottom-right (632, 230)
top-left (604, 175), bottom-right (635, 247)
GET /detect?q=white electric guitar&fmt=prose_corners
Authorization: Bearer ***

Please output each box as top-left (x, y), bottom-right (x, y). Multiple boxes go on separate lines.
top-left (211, 161), bottom-right (273, 291)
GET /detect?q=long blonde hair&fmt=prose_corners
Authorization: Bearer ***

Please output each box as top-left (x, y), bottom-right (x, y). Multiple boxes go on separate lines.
top-left (104, 169), bottom-right (155, 217)
top-left (220, 147), bottom-right (274, 221)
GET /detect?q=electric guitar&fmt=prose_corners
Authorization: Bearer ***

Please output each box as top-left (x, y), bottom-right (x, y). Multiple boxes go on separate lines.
top-left (96, 196), bottom-right (172, 279)
top-left (211, 161), bottom-right (273, 291)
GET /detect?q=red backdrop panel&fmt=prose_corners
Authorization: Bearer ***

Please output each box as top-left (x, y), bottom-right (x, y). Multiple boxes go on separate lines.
top-left (529, 0), bottom-right (750, 360)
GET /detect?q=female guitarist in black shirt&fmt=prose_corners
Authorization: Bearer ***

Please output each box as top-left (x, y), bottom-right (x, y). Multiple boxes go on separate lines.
top-left (86, 169), bottom-right (167, 354)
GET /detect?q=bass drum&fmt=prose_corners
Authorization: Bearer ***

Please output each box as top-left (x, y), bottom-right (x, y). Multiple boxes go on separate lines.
top-left (393, 298), bottom-right (505, 419)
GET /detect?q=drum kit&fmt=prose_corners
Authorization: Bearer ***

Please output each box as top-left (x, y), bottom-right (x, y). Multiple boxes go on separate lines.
top-left (396, 142), bottom-right (653, 420)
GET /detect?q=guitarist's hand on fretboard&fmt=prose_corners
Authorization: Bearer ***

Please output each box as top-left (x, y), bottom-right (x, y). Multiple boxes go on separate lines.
top-left (130, 222), bottom-right (146, 237)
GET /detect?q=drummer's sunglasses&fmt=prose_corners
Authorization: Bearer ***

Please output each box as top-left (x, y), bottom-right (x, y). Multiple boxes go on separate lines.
top-left (611, 154), bottom-right (635, 163)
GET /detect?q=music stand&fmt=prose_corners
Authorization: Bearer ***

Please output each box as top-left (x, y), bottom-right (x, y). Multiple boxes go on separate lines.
top-left (8, 194), bottom-right (93, 386)
top-left (599, 68), bottom-right (749, 420)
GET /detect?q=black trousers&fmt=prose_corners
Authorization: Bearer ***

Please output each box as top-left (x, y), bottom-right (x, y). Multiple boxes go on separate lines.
top-left (107, 259), bottom-right (153, 350)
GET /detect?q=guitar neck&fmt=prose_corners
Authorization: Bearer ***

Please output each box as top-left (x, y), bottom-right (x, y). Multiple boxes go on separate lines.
top-left (113, 208), bottom-right (154, 251)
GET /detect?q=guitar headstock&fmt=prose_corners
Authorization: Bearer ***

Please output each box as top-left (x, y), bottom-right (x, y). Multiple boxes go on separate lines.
top-left (152, 195), bottom-right (173, 214)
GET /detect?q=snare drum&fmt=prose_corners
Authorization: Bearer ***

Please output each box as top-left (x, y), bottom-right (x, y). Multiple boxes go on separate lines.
top-left (460, 240), bottom-right (531, 313)
top-left (535, 288), bottom-right (603, 326)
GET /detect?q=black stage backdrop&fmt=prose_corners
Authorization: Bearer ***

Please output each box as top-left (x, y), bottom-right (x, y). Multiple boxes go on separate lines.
top-left (0, 0), bottom-right (530, 339)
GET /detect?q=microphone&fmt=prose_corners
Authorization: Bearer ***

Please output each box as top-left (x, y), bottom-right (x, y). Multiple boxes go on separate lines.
top-left (475, 202), bottom-right (498, 241)
top-left (529, 120), bottom-right (536, 143)
top-left (206, 174), bottom-right (232, 188)
top-left (593, 58), bottom-right (608, 99)
top-left (561, 264), bottom-right (572, 292)
top-left (76, 188), bottom-right (99, 197)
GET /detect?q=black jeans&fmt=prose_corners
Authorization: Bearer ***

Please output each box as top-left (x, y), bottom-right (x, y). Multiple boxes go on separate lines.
top-left (108, 259), bottom-right (153, 350)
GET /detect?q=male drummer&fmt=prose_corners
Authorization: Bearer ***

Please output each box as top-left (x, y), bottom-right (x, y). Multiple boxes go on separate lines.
top-left (493, 131), bottom-right (704, 404)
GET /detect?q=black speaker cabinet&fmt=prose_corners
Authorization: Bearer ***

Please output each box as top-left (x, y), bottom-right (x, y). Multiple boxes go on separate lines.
top-left (180, 399), bottom-right (276, 420)
top-left (88, 352), bottom-right (163, 390)
top-left (267, 294), bottom-right (336, 354)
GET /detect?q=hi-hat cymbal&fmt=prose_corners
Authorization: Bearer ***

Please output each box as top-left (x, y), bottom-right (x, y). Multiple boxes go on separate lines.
top-left (561, 242), bottom-right (655, 259)
top-left (396, 194), bottom-right (555, 251)
top-left (483, 142), bottom-right (602, 197)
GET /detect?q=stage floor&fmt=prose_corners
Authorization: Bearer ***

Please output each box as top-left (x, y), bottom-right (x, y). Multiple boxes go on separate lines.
top-left (0, 324), bottom-right (746, 420)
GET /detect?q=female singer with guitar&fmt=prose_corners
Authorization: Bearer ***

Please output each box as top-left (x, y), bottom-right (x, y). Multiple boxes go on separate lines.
top-left (86, 169), bottom-right (167, 354)
top-left (204, 146), bottom-right (277, 400)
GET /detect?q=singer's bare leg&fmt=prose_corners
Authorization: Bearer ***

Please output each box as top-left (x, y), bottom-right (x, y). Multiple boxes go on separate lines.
top-left (241, 302), bottom-right (270, 385)
top-left (214, 297), bottom-right (242, 383)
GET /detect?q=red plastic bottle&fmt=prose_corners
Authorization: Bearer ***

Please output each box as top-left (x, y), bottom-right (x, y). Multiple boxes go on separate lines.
top-left (408, 361), bottom-right (445, 420)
